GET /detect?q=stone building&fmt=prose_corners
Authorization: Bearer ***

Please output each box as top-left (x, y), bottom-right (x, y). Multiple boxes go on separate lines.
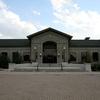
top-left (0, 27), bottom-right (100, 67)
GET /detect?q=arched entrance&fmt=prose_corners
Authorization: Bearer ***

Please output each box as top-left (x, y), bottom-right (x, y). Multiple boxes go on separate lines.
top-left (43, 41), bottom-right (57, 63)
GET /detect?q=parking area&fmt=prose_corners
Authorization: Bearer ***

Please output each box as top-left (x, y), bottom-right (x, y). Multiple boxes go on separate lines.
top-left (0, 72), bottom-right (100, 100)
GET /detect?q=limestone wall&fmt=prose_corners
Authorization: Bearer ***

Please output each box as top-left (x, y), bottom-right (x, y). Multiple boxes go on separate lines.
top-left (0, 47), bottom-right (30, 62)
top-left (69, 47), bottom-right (100, 63)
top-left (30, 31), bottom-right (70, 63)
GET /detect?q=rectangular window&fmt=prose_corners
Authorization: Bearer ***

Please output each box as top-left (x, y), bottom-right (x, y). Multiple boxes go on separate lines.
top-left (81, 52), bottom-right (87, 62)
top-left (92, 52), bottom-right (99, 62)
top-left (12, 52), bottom-right (22, 64)
top-left (23, 52), bottom-right (30, 62)
top-left (12, 52), bottom-right (18, 62)
top-left (1, 52), bottom-right (7, 56)
top-left (69, 52), bottom-right (76, 63)
top-left (23, 55), bottom-right (30, 62)
top-left (81, 52), bottom-right (91, 63)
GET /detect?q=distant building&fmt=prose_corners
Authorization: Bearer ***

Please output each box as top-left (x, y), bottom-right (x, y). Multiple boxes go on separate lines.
top-left (0, 28), bottom-right (100, 67)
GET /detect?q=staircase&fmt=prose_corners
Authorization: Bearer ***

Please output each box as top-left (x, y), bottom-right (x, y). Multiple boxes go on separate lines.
top-left (13, 64), bottom-right (84, 72)
top-left (39, 63), bottom-right (60, 67)
top-left (9, 63), bottom-right (89, 72)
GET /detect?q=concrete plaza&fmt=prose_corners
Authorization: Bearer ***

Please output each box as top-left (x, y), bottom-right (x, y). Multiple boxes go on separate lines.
top-left (0, 72), bottom-right (100, 100)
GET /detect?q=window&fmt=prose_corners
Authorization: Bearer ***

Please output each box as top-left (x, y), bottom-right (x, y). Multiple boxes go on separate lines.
top-left (12, 52), bottom-right (17, 62)
top-left (81, 52), bottom-right (91, 63)
top-left (24, 55), bottom-right (30, 62)
top-left (1, 52), bottom-right (7, 56)
top-left (12, 52), bottom-right (22, 63)
top-left (69, 52), bottom-right (76, 63)
top-left (81, 52), bottom-right (87, 62)
top-left (92, 52), bottom-right (99, 62)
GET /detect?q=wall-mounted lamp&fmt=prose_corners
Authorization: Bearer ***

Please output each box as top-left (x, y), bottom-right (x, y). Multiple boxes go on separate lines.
top-left (40, 52), bottom-right (42, 57)
top-left (58, 53), bottom-right (60, 57)
top-left (34, 46), bottom-right (37, 50)
top-left (63, 46), bottom-right (66, 50)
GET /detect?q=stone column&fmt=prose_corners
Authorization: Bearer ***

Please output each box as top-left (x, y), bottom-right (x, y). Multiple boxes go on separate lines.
top-left (66, 43), bottom-right (69, 62)
top-left (99, 52), bottom-right (100, 63)
top-left (76, 51), bottom-right (81, 63)
top-left (8, 51), bottom-right (12, 62)
top-left (57, 43), bottom-right (61, 64)
top-left (39, 43), bottom-right (42, 64)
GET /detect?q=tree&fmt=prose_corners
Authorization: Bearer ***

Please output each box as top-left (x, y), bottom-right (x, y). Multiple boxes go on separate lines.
top-left (0, 54), bottom-right (10, 69)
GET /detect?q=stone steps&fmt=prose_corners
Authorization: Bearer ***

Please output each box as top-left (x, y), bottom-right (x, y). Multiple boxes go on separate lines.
top-left (14, 66), bottom-right (84, 72)
top-left (39, 63), bottom-right (61, 67)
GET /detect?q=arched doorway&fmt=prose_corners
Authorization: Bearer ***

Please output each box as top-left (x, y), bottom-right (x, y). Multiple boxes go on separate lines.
top-left (43, 41), bottom-right (57, 63)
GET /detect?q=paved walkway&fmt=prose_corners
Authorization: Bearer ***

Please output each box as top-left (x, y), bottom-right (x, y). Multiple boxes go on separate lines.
top-left (0, 72), bottom-right (100, 100)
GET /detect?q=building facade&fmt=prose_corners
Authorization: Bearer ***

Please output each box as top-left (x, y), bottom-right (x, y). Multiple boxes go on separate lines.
top-left (0, 28), bottom-right (100, 67)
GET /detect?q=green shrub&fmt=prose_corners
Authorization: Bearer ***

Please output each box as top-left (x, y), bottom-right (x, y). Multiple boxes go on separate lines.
top-left (0, 54), bottom-right (10, 69)
top-left (91, 64), bottom-right (100, 71)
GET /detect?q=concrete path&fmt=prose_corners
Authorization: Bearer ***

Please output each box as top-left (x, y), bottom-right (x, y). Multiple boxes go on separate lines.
top-left (0, 72), bottom-right (100, 100)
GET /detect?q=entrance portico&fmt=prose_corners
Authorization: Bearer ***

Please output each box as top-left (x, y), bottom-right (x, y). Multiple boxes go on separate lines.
top-left (27, 28), bottom-right (72, 66)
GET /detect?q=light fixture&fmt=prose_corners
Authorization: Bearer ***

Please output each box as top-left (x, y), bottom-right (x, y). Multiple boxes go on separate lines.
top-left (63, 46), bottom-right (66, 50)
top-left (40, 52), bottom-right (42, 57)
top-left (34, 46), bottom-right (37, 50)
top-left (58, 53), bottom-right (60, 57)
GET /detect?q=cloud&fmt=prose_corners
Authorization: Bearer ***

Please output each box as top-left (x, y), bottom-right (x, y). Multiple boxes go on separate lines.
top-left (51, 0), bottom-right (72, 10)
top-left (0, 0), bottom-right (7, 10)
top-left (0, 0), bottom-right (37, 39)
top-left (51, 0), bottom-right (100, 39)
top-left (33, 10), bottom-right (40, 15)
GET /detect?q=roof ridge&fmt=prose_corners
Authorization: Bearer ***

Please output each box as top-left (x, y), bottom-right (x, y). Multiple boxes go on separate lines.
top-left (27, 27), bottom-right (72, 39)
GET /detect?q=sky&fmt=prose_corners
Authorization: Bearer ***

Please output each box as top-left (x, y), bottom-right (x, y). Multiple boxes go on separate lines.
top-left (0, 0), bottom-right (100, 39)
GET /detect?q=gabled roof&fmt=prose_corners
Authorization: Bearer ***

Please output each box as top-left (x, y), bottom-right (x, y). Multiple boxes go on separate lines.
top-left (27, 27), bottom-right (72, 39)
top-left (0, 39), bottom-right (30, 47)
top-left (70, 40), bottom-right (100, 47)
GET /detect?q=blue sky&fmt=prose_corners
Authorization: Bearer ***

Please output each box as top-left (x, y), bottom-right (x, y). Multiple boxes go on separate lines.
top-left (0, 0), bottom-right (100, 39)
top-left (3, 0), bottom-right (54, 26)
top-left (76, 0), bottom-right (100, 11)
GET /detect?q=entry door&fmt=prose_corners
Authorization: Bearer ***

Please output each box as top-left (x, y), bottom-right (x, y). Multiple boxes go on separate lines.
top-left (43, 41), bottom-right (57, 63)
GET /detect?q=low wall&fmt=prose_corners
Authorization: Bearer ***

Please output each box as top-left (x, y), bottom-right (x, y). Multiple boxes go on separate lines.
top-left (62, 62), bottom-right (91, 72)
top-left (9, 62), bottom-right (38, 71)
top-left (9, 62), bottom-right (91, 72)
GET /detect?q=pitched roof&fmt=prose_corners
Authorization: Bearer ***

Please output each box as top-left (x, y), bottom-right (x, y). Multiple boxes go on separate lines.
top-left (70, 40), bottom-right (100, 47)
top-left (0, 39), bottom-right (30, 47)
top-left (27, 27), bottom-right (72, 39)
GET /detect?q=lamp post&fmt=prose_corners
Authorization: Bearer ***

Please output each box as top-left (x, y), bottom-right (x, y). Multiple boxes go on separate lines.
top-left (63, 46), bottom-right (66, 62)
